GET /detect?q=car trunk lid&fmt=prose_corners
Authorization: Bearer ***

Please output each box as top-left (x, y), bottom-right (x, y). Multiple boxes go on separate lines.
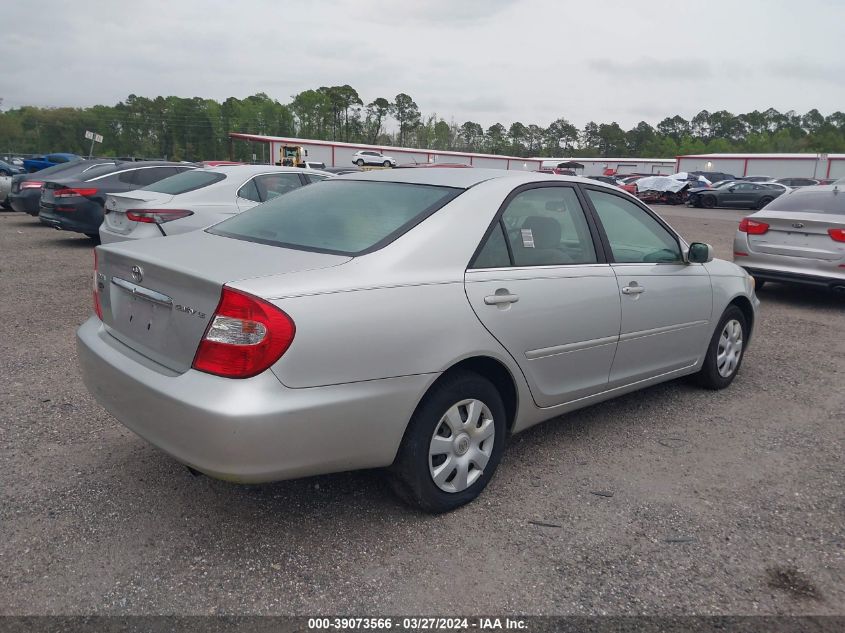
top-left (103, 191), bottom-right (176, 235)
top-left (97, 230), bottom-right (351, 373)
top-left (746, 211), bottom-right (845, 261)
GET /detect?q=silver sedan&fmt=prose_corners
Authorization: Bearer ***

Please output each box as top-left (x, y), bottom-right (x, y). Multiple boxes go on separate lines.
top-left (733, 185), bottom-right (845, 292)
top-left (77, 169), bottom-right (759, 512)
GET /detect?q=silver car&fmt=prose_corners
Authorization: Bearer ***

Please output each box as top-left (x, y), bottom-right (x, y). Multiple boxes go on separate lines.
top-left (77, 169), bottom-right (759, 512)
top-left (733, 185), bottom-right (845, 292)
top-left (100, 165), bottom-right (331, 244)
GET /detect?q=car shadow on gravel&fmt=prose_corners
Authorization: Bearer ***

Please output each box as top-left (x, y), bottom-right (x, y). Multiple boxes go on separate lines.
top-left (756, 283), bottom-right (844, 309)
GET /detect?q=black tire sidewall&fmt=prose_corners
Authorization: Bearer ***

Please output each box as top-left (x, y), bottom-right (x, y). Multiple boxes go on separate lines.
top-left (392, 372), bottom-right (507, 513)
top-left (698, 305), bottom-right (747, 389)
top-left (702, 195), bottom-right (716, 208)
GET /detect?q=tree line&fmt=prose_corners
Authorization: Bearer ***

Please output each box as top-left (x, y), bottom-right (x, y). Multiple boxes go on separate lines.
top-left (1, 87), bottom-right (844, 162)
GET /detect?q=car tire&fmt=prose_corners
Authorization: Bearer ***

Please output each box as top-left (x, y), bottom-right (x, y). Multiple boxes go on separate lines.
top-left (694, 305), bottom-right (748, 390)
top-left (756, 197), bottom-right (773, 210)
top-left (701, 195), bottom-right (716, 209)
top-left (383, 160), bottom-right (391, 168)
top-left (356, 159), bottom-right (365, 166)
top-left (389, 371), bottom-right (506, 513)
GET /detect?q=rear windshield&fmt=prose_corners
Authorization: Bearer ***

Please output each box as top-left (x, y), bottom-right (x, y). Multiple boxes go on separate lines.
top-left (141, 169), bottom-right (226, 194)
top-left (765, 189), bottom-right (845, 214)
top-left (209, 180), bottom-right (461, 255)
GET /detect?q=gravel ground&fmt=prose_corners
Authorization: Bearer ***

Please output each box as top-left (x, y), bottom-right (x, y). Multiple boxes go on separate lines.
top-left (1, 207), bottom-right (843, 616)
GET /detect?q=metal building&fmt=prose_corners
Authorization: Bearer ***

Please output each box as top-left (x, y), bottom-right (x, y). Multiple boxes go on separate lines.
top-left (228, 133), bottom-right (543, 171)
top-left (537, 157), bottom-right (676, 176)
top-left (675, 153), bottom-right (845, 180)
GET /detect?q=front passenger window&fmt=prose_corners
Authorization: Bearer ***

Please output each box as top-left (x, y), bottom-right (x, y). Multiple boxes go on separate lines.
top-left (586, 189), bottom-right (682, 264)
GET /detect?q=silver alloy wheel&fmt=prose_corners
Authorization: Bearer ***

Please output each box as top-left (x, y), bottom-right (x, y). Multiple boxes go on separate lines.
top-left (717, 319), bottom-right (744, 378)
top-left (428, 399), bottom-right (495, 493)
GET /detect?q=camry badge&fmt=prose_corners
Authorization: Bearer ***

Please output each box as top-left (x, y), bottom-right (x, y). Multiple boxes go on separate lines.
top-left (131, 265), bottom-right (143, 283)
top-left (792, 222), bottom-right (804, 229)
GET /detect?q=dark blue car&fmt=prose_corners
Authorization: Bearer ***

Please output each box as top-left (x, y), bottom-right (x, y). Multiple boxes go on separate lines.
top-left (23, 153), bottom-right (81, 173)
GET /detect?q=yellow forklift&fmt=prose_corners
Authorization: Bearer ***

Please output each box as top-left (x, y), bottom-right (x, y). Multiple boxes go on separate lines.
top-left (276, 145), bottom-right (308, 167)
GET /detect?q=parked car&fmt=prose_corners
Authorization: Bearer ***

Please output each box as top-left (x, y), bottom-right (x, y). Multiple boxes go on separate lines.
top-left (100, 165), bottom-right (332, 244)
top-left (688, 181), bottom-right (786, 210)
top-left (8, 159), bottom-right (120, 215)
top-left (742, 176), bottom-right (774, 183)
top-left (775, 177), bottom-right (819, 188)
top-left (39, 162), bottom-right (195, 239)
top-left (351, 150), bottom-right (396, 167)
top-left (0, 176), bottom-right (11, 209)
top-left (321, 166), bottom-right (363, 175)
top-left (23, 153), bottom-right (81, 173)
top-left (733, 185), bottom-right (845, 292)
top-left (302, 161), bottom-right (327, 170)
top-left (619, 175), bottom-right (648, 195)
top-left (0, 159), bottom-right (24, 176)
top-left (816, 178), bottom-right (837, 186)
top-left (77, 169), bottom-right (758, 512)
top-left (689, 171), bottom-right (737, 183)
top-left (587, 175), bottom-right (619, 186)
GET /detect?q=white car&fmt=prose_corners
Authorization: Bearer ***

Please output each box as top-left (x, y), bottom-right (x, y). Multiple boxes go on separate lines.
top-left (99, 165), bottom-right (331, 244)
top-left (351, 150), bottom-right (396, 167)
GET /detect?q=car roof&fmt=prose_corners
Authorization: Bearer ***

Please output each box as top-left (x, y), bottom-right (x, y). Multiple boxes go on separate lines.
top-left (333, 167), bottom-right (615, 190)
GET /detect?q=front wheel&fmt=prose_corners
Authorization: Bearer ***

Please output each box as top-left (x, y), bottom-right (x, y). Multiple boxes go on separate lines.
top-left (383, 160), bottom-right (391, 168)
top-left (701, 195), bottom-right (716, 209)
top-left (390, 371), bottom-right (506, 513)
top-left (694, 305), bottom-right (747, 390)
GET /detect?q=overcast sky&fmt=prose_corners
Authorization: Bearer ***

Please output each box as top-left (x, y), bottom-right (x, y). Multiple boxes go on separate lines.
top-left (1, 0), bottom-right (843, 130)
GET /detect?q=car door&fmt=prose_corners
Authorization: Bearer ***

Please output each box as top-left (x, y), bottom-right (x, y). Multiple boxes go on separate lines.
top-left (582, 187), bottom-right (713, 386)
top-left (465, 184), bottom-right (621, 407)
top-left (718, 182), bottom-right (751, 207)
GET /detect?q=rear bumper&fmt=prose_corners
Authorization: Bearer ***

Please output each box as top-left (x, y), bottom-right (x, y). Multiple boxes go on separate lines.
top-left (39, 201), bottom-right (103, 234)
top-left (734, 232), bottom-right (845, 288)
top-left (76, 317), bottom-right (432, 483)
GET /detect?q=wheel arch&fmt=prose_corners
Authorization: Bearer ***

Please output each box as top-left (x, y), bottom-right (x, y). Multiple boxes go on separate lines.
top-left (727, 294), bottom-right (755, 341)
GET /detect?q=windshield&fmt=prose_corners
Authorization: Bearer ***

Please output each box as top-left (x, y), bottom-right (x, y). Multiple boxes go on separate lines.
top-left (141, 169), bottom-right (226, 194)
top-left (209, 180), bottom-right (462, 255)
top-left (765, 189), bottom-right (845, 215)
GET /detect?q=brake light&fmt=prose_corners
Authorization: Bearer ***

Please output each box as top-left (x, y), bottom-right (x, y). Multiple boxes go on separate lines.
top-left (828, 228), bottom-right (845, 243)
top-left (93, 250), bottom-right (103, 320)
top-left (21, 181), bottom-right (44, 189)
top-left (192, 288), bottom-right (295, 379)
top-left (125, 209), bottom-right (193, 224)
top-left (53, 187), bottom-right (98, 198)
top-left (738, 218), bottom-right (770, 235)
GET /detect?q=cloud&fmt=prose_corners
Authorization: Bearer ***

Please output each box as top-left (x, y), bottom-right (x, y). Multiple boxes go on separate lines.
top-left (588, 57), bottom-right (713, 81)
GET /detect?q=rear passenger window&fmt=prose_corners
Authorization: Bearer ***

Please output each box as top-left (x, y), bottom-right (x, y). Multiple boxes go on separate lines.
top-left (586, 189), bottom-right (682, 264)
top-left (237, 178), bottom-right (261, 202)
top-left (133, 167), bottom-right (181, 187)
top-left (255, 173), bottom-right (303, 201)
top-left (498, 186), bottom-right (597, 266)
top-left (471, 223), bottom-right (510, 268)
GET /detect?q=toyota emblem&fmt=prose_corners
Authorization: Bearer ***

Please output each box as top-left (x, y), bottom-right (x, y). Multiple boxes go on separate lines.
top-left (131, 265), bottom-right (143, 283)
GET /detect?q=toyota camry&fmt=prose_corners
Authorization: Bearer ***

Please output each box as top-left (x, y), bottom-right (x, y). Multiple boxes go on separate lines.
top-left (77, 169), bottom-right (759, 512)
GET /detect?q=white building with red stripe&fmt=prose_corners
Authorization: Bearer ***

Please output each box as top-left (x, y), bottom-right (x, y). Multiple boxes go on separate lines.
top-left (228, 133), bottom-right (543, 171)
top-left (675, 153), bottom-right (845, 180)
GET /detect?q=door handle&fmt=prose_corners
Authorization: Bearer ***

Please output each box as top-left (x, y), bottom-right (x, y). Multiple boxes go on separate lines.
top-left (484, 292), bottom-right (519, 305)
top-left (622, 284), bottom-right (646, 295)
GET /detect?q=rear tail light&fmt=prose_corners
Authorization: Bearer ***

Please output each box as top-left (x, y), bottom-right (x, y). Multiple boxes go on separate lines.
top-left (21, 181), bottom-right (44, 190)
top-left (738, 218), bottom-right (770, 235)
top-left (192, 288), bottom-right (295, 379)
top-left (53, 187), bottom-right (98, 198)
top-left (93, 250), bottom-right (103, 320)
top-left (125, 209), bottom-right (193, 224)
top-left (828, 228), bottom-right (845, 243)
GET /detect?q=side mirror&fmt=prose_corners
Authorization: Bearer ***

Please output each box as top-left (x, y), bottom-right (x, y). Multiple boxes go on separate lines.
top-left (728, 187), bottom-right (736, 192)
top-left (687, 242), bottom-right (714, 264)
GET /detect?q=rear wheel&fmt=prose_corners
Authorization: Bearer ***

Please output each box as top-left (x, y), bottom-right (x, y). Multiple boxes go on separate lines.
top-left (694, 306), bottom-right (747, 390)
top-left (390, 371), bottom-right (506, 513)
top-left (356, 159), bottom-right (364, 166)
top-left (702, 195), bottom-right (716, 209)
top-left (756, 196), bottom-right (773, 210)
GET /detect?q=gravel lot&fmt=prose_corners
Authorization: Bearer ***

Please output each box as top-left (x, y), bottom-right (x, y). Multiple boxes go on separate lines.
top-left (1, 206), bottom-right (843, 616)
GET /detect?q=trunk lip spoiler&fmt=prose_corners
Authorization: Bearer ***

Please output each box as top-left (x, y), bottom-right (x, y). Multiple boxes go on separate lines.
top-left (111, 276), bottom-right (174, 308)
